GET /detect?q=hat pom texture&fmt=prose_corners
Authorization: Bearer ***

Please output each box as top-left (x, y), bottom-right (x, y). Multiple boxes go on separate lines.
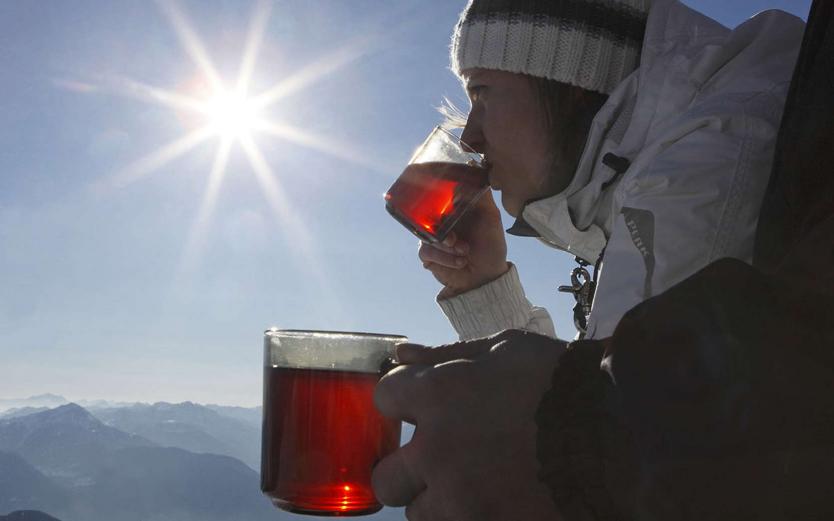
top-left (451, 0), bottom-right (650, 94)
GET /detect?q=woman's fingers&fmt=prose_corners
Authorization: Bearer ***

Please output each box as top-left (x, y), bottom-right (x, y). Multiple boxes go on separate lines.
top-left (419, 242), bottom-right (468, 269)
top-left (423, 263), bottom-right (466, 284)
top-left (442, 232), bottom-right (469, 254)
top-left (419, 233), bottom-right (470, 255)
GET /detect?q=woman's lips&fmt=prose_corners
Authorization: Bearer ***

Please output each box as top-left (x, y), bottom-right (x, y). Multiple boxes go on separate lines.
top-left (482, 158), bottom-right (500, 190)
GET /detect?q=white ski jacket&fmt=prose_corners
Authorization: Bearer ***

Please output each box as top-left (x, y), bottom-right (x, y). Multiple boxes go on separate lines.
top-left (438, 0), bottom-right (804, 341)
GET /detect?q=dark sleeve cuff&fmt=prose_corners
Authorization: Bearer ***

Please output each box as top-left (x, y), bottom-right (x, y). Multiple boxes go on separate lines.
top-left (535, 341), bottom-right (637, 521)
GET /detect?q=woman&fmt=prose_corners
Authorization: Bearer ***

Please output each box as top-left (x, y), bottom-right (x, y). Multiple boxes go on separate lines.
top-left (420, 0), bottom-right (803, 341)
top-left (373, 1), bottom-right (806, 520)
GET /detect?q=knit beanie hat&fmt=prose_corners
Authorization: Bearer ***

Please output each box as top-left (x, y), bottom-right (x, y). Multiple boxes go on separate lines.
top-left (451, 0), bottom-right (651, 94)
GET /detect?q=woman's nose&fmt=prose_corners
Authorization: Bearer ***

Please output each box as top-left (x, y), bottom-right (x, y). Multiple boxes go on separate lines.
top-left (460, 113), bottom-right (484, 154)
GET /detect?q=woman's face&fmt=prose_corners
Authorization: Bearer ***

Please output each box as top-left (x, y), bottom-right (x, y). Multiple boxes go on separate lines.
top-left (460, 68), bottom-right (569, 217)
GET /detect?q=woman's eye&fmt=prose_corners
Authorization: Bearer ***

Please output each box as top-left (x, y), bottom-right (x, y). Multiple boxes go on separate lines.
top-left (469, 85), bottom-right (486, 100)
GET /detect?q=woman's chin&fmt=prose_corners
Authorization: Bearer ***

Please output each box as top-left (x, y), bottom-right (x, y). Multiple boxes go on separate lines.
top-left (501, 193), bottom-right (522, 218)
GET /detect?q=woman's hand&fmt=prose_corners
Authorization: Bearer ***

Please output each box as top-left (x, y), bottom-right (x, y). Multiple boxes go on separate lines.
top-left (418, 190), bottom-right (509, 298)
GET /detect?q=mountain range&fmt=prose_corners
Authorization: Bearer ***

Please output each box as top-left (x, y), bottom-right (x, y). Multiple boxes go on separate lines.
top-left (0, 451), bottom-right (68, 515)
top-left (0, 404), bottom-right (276, 521)
top-left (0, 511), bottom-right (63, 521)
top-left (0, 400), bottom-right (406, 520)
top-left (0, 400), bottom-right (261, 470)
top-left (0, 395), bottom-right (68, 413)
top-left (90, 401), bottom-right (260, 470)
top-left (0, 403), bottom-right (154, 485)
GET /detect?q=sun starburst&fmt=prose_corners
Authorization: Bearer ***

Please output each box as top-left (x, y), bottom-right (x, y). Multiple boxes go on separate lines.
top-left (83, 0), bottom-right (382, 296)
top-left (201, 90), bottom-right (259, 140)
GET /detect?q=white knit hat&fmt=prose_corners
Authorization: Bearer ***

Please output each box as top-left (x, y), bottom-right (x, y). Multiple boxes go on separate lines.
top-left (451, 0), bottom-right (651, 94)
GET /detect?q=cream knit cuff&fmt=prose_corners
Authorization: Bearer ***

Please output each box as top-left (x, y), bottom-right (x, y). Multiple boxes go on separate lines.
top-left (437, 263), bottom-right (534, 340)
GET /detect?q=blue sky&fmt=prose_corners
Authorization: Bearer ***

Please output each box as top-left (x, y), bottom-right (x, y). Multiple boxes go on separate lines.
top-left (0, 0), bottom-right (812, 405)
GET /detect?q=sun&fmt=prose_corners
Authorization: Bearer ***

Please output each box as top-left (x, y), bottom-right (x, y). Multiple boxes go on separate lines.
top-left (98, 0), bottom-right (381, 196)
top-left (86, 0), bottom-right (384, 297)
top-left (202, 90), bottom-right (259, 141)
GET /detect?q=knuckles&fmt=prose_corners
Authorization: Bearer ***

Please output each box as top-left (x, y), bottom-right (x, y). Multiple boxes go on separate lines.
top-left (489, 328), bottom-right (533, 352)
top-left (373, 365), bottom-right (408, 418)
top-left (374, 364), bottom-right (443, 419)
top-left (413, 367), bottom-right (451, 403)
top-left (417, 241), bottom-right (432, 260)
top-left (488, 329), bottom-right (566, 363)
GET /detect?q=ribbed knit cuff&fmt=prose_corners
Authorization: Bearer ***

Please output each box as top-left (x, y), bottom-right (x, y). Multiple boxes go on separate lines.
top-left (437, 263), bottom-right (533, 340)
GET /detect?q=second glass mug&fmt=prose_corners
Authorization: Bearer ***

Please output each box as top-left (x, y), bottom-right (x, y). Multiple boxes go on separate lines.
top-left (260, 329), bottom-right (406, 516)
top-left (385, 126), bottom-right (490, 243)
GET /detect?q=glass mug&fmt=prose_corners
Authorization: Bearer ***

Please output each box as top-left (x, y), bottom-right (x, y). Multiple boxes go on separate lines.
top-left (385, 126), bottom-right (489, 243)
top-left (260, 329), bottom-right (405, 516)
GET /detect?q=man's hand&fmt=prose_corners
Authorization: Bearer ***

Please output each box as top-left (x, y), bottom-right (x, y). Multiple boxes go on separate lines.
top-left (372, 330), bottom-right (566, 521)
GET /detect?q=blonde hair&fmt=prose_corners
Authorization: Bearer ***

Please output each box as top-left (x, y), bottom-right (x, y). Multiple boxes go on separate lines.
top-left (436, 96), bottom-right (468, 130)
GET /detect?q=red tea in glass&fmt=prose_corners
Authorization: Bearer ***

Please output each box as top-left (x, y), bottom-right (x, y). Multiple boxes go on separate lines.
top-left (384, 126), bottom-right (488, 243)
top-left (261, 330), bottom-right (405, 516)
top-left (385, 161), bottom-right (488, 243)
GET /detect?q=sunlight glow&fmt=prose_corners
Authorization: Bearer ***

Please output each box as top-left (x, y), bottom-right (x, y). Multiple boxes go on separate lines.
top-left (178, 137), bottom-right (234, 275)
top-left (87, 0), bottom-right (371, 325)
top-left (254, 120), bottom-right (388, 173)
top-left (95, 0), bottom-right (378, 192)
top-left (154, 0), bottom-right (223, 92)
top-left (250, 38), bottom-right (375, 110)
top-left (203, 91), bottom-right (258, 140)
top-left (239, 133), bottom-right (338, 310)
top-left (112, 75), bottom-right (206, 114)
top-left (103, 126), bottom-right (215, 190)
top-left (235, 0), bottom-right (272, 97)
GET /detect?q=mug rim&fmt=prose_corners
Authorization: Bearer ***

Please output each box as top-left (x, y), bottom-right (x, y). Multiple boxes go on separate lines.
top-left (264, 328), bottom-right (408, 341)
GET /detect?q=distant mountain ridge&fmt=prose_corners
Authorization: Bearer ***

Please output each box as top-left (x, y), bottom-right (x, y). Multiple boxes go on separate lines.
top-left (0, 404), bottom-right (277, 521)
top-left (0, 511), bottom-right (63, 521)
top-left (0, 451), bottom-right (68, 514)
top-left (0, 403), bottom-right (154, 485)
top-left (80, 446), bottom-right (275, 521)
top-left (0, 400), bottom-right (406, 520)
top-left (0, 396), bottom-right (67, 413)
top-left (0, 401), bottom-right (262, 470)
top-left (205, 404), bottom-right (262, 429)
top-left (0, 408), bottom-right (50, 420)
top-left (91, 401), bottom-right (261, 470)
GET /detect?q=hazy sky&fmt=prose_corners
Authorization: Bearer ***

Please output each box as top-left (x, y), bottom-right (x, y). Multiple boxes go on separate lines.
top-left (0, 0), bottom-right (812, 405)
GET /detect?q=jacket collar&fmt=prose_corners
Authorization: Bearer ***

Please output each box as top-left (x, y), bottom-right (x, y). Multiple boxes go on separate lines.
top-left (505, 0), bottom-right (716, 264)
top-left (506, 215), bottom-right (540, 238)
top-left (506, 74), bottom-right (640, 263)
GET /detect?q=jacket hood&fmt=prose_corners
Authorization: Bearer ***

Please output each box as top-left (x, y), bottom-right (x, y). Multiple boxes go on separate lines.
top-left (512, 0), bottom-right (801, 263)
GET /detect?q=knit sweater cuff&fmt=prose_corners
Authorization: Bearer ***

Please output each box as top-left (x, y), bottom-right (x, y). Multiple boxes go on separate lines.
top-left (437, 263), bottom-right (532, 340)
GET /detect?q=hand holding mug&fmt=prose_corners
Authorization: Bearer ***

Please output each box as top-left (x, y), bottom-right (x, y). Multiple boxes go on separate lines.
top-left (372, 330), bottom-right (565, 521)
top-left (418, 189), bottom-right (509, 298)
